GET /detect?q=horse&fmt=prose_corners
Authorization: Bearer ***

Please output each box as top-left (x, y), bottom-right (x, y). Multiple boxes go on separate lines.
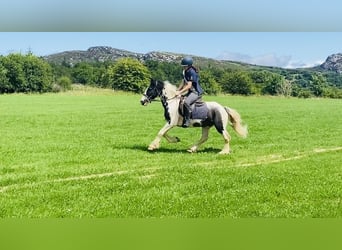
top-left (140, 79), bottom-right (248, 154)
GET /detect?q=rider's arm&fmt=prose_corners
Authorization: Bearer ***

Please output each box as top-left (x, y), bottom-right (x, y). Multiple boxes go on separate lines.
top-left (177, 81), bottom-right (185, 91)
top-left (176, 81), bottom-right (192, 96)
top-left (177, 78), bottom-right (188, 90)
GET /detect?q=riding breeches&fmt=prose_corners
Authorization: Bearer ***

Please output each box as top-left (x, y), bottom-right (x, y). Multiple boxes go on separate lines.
top-left (184, 92), bottom-right (200, 109)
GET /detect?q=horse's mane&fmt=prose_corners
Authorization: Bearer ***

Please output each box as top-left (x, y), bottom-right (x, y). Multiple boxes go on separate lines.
top-left (163, 81), bottom-right (177, 97)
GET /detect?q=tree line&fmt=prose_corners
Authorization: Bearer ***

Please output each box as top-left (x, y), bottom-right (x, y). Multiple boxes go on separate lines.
top-left (1, 53), bottom-right (342, 98)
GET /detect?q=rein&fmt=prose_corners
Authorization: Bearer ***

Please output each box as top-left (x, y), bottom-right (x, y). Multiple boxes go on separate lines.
top-left (164, 94), bottom-right (178, 101)
top-left (160, 84), bottom-right (178, 102)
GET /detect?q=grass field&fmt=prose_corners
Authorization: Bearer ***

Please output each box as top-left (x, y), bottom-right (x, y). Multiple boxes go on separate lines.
top-left (0, 87), bottom-right (341, 218)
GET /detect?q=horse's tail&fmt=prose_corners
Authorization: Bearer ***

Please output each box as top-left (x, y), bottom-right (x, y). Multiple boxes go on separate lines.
top-left (225, 107), bottom-right (248, 138)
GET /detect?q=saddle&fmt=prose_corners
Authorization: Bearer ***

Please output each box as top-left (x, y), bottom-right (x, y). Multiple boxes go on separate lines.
top-left (179, 96), bottom-right (209, 120)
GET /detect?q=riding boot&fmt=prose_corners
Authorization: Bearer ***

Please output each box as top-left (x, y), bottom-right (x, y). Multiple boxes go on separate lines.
top-left (182, 105), bottom-right (191, 128)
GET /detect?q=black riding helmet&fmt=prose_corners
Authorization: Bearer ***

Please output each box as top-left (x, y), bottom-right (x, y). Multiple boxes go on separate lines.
top-left (181, 57), bottom-right (193, 66)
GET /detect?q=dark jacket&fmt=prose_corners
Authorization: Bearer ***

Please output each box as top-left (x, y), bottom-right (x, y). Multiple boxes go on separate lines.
top-left (184, 67), bottom-right (203, 95)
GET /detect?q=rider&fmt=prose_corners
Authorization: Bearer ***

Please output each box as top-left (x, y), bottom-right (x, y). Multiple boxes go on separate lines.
top-left (176, 56), bottom-right (204, 128)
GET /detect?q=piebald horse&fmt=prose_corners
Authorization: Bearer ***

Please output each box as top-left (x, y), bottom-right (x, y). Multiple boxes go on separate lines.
top-left (140, 79), bottom-right (248, 154)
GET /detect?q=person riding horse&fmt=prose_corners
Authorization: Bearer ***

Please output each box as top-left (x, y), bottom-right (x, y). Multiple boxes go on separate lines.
top-left (176, 57), bottom-right (204, 128)
top-left (140, 79), bottom-right (248, 154)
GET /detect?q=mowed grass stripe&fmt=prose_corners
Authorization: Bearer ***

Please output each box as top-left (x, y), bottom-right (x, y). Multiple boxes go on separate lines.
top-left (0, 167), bottom-right (160, 193)
top-left (1, 146), bottom-right (341, 194)
top-left (198, 146), bottom-right (342, 168)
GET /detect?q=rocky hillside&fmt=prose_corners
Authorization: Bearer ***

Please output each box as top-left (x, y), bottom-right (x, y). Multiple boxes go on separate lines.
top-left (43, 46), bottom-right (260, 70)
top-left (44, 46), bottom-right (342, 74)
top-left (320, 53), bottom-right (342, 73)
top-left (44, 46), bottom-right (183, 66)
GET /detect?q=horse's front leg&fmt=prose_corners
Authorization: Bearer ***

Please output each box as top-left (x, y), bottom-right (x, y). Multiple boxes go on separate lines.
top-left (148, 122), bottom-right (175, 151)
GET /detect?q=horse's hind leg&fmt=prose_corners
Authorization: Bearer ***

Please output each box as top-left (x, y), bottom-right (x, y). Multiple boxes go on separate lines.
top-left (148, 122), bottom-right (174, 151)
top-left (187, 127), bottom-right (210, 153)
top-left (219, 129), bottom-right (231, 155)
top-left (164, 133), bottom-right (180, 143)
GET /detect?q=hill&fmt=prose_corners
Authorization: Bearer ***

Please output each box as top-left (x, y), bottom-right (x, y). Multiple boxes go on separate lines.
top-left (2, 47), bottom-right (342, 97)
top-left (45, 46), bottom-right (339, 69)
top-left (44, 46), bottom-right (275, 70)
top-left (44, 46), bottom-right (342, 75)
top-left (320, 53), bottom-right (342, 73)
top-left (42, 46), bottom-right (342, 98)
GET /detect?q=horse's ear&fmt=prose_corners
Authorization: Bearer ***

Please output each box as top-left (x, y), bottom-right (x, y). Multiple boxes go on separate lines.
top-left (150, 78), bottom-right (156, 86)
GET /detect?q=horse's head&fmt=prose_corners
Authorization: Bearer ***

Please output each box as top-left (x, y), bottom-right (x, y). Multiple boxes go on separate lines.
top-left (140, 79), bottom-right (164, 106)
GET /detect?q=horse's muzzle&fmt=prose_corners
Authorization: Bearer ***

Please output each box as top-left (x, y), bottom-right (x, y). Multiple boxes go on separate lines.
top-left (140, 97), bottom-right (149, 106)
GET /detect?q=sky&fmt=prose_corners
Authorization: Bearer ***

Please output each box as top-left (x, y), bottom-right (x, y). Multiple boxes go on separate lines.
top-left (1, 32), bottom-right (342, 69)
top-left (0, 0), bottom-right (342, 31)
top-left (1, 1), bottom-right (342, 69)
top-left (1, 0), bottom-right (342, 31)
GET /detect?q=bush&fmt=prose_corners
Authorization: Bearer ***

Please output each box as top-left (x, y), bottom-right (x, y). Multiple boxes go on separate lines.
top-left (0, 53), bottom-right (53, 93)
top-left (56, 76), bottom-right (72, 91)
top-left (298, 90), bottom-right (313, 98)
top-left (107, 58), bottom-right (151, 93)
top-left (200, 70), bottom-right (221, 95)
top-left (221, 71), bottom-right (253, 95)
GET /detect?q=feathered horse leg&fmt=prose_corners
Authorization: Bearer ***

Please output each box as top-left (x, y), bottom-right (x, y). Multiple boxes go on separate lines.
top-left (219, 129), bottom-right (232, 155)
top-left (148, 122), bottom-right (175, 151)
top-left (188, 127), bottom-right (210, 153)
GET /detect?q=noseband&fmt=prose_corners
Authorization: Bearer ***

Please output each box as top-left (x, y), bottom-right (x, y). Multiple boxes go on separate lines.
top-left (143, 93), bottom-right (153, 103)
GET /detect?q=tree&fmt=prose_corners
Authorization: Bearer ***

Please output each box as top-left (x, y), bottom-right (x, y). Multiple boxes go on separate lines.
top-left (249, 70), bottom-right (275, 95)
top-left (145, 60), bottom-right (167, 82)
top-left (0, 53), bottom-right (53, 93)
top-left (261, 72), bottom-right (285, 96)
top-left (0, 62), bottom-right (11, 93)
top-left (145, 60), bottom-right (181, 83)
top-left (200, 69), bottom-right (221, 95)
top-left (0, 54), bottom-right (26, 93)
top-left (72, 62), bottom-right (94, 84)
top-left (276, 79), bottom-right (293, 96)
top-left (107, 58), bottom-right (151, 93)
top-left (50, 62), bottom-right (72, 80)
top-left (23, 54), bottom-right (53, 92)
top-left (310, 73), bottom-right (328, 97)
top-left (221, 71), bottom-right (253, 95)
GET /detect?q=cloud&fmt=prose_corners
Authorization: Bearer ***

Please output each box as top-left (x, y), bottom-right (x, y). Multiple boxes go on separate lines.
top-left (216, 51), bottom-right (323, 69)
top-left (284, 60), bottom-right (325, 69)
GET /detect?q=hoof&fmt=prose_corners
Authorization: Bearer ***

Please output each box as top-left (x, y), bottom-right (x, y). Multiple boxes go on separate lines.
top-left (175, 137), bottom-right (180, 142)
top-left (218, 150), bottom-right (230, 155)
top-left (148, 145), bottom-right (157, 151)
top-left (187, 148), bottom-right (197, 153)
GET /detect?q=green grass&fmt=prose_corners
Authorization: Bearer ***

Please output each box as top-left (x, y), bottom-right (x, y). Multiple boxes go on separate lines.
top-left (0, 89), bottom-right (341, 218)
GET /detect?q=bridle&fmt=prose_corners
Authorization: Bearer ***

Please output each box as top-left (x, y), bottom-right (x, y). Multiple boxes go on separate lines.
top-left (142, 93), bottom-right (154, 103)
top-left (143, 86), bottom-right (162, 103)
top-left (143, 80), bottom-right (179, 104)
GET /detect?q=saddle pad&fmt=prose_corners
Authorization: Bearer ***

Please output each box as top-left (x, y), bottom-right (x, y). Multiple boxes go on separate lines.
top-left (192, 103), bottom-right (208, 119)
